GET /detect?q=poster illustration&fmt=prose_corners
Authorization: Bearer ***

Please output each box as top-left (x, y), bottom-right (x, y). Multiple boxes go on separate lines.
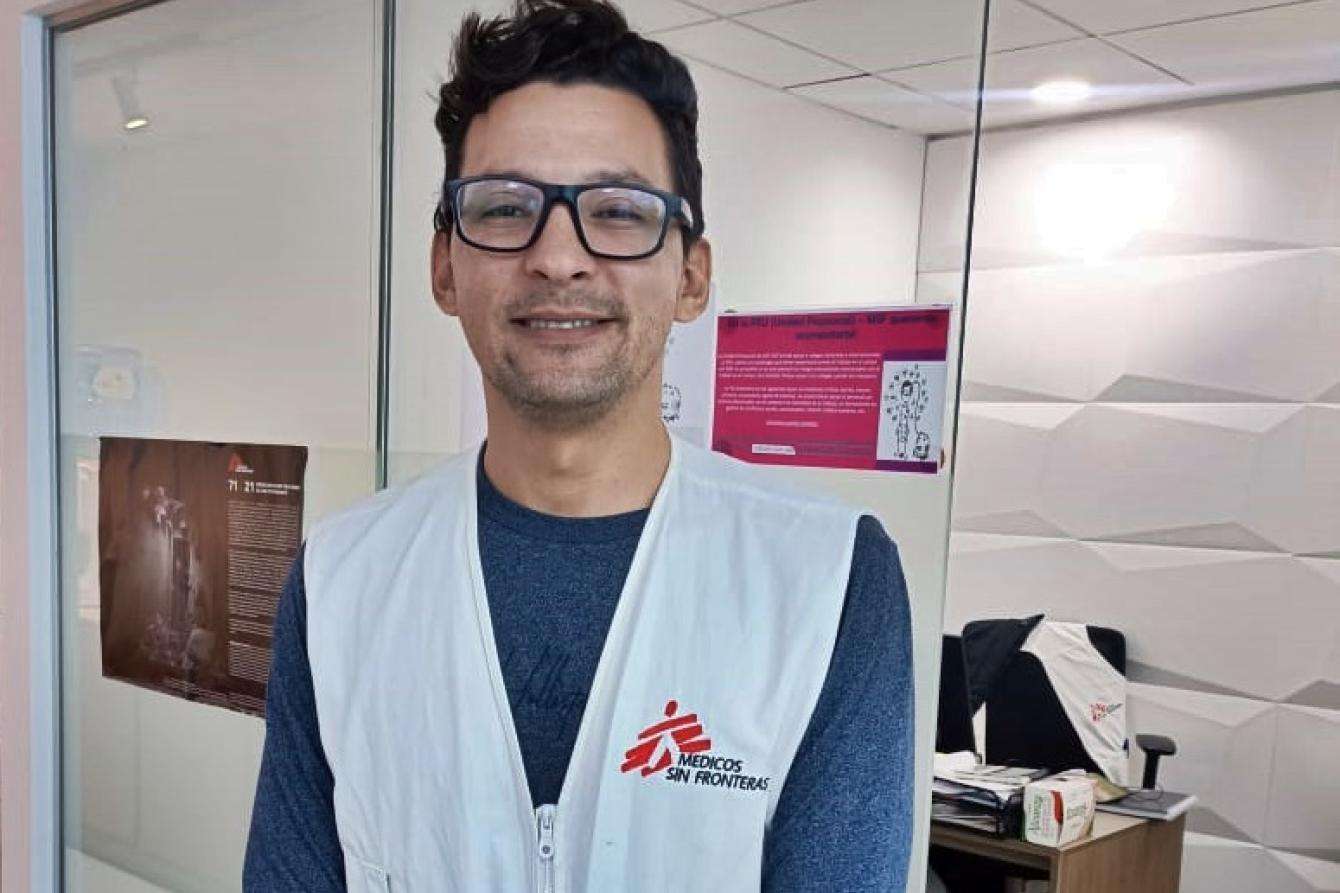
top-left (660, 284), bottom-right (717, 446)
top-left (712, 306), bottom-right (951, 473)
top-left (98, 437), bottom-right (307, 716)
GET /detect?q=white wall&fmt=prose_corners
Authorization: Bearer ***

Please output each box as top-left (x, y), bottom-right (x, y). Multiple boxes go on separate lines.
top-left (923, 90), bottom-right (1340, 892)
top-left (387, 4), bottom-right (953, 890)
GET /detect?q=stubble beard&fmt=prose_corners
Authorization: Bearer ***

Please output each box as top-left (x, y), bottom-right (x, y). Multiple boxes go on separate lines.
top-left (484, 290), bottom-right (669, 432)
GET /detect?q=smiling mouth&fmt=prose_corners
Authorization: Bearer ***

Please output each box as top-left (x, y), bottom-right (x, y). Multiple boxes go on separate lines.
top-left (522, 319), bottom-right (603, 330)
top-left (511, 312), bottom-right (620, 331)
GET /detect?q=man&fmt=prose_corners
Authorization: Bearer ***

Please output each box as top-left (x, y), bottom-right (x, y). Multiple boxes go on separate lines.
top-left (244, 1), bottom-right (914, 890)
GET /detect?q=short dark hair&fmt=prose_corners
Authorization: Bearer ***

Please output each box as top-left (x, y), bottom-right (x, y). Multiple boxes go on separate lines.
top-left (435, 0), bottom-right (705, 247)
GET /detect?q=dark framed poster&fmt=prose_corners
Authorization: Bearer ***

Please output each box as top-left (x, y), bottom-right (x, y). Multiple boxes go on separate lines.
top-left (98, 437), bottom-right (307, 716)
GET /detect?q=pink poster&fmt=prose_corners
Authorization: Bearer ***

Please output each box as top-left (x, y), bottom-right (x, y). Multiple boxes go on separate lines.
top-left (712, 306), bottom-right (952, 473)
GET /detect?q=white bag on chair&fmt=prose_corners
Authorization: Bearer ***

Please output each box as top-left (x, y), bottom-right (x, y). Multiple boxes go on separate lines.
top-left (1021, 622), bottom-right (1130, 787)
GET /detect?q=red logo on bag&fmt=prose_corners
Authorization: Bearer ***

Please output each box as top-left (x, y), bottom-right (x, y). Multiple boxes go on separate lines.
top-left (1091, 701), bottom-right (1123, 723)
top-left (620, 700), bottom-right (712, 777)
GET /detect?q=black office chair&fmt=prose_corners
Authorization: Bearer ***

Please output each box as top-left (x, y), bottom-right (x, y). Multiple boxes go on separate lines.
top-left (938, 620), bottom-right (1176, 788)
top-left (935, 634), bottom-right (975, 755)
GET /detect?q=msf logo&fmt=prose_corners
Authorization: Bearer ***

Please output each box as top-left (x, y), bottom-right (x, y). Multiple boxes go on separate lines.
top-left (620, 700), bottom-right (712, 777)
top-left (1091, 701), bottom-right (1123, 724)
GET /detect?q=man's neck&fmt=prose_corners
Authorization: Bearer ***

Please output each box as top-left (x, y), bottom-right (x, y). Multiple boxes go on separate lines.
top-left (481, 391), bottom-right (671, 518)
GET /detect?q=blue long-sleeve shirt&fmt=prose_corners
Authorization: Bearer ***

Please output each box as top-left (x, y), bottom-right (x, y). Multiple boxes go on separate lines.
top-left (243, 462), bottom-right (914, 891)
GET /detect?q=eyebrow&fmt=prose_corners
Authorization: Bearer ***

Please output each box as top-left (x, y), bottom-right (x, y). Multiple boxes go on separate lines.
top-left (484, 167), bottom-right (658, 188)
top-left (586, 167), bottom-right (656, 187)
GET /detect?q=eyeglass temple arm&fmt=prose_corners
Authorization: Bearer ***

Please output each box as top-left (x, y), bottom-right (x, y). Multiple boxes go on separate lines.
top-left (675, 199), bottom-right (695, 230)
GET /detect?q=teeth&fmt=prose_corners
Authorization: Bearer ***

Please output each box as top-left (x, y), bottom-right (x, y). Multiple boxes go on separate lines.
top-left (526, 319), bottom-right (599, 330)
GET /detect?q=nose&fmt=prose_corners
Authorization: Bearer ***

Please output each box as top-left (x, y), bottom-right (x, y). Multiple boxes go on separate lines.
top-left (523, 200), bottom-right (595, 282)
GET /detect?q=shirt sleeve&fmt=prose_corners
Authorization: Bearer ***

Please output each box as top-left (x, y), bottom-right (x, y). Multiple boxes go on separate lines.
top-left (243, 544), bottom-right (346, 891)
top-left (762, 515), bottom-right (916, 893)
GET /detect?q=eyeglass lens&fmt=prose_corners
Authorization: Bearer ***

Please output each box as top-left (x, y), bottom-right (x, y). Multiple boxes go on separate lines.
top-left (455, 179), bottom-right (669, 257)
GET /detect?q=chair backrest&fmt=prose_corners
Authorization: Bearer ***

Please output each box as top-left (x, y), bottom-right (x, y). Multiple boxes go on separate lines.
top-left (935, 634), bottom-right (975, 754)
top-left (982, 624), bottom-right (1126, 775)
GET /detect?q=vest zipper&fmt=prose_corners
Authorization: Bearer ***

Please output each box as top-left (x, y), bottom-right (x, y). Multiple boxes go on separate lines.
top-left (536, 803), bottom-right (556, 893)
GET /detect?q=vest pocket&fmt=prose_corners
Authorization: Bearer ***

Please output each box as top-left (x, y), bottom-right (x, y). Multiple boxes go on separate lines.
top-left (341, 844), bottom-right (391, 892)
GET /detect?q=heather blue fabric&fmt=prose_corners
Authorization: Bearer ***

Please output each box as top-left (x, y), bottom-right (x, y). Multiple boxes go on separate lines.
top-left (244, 461), bottom-right (914, 891)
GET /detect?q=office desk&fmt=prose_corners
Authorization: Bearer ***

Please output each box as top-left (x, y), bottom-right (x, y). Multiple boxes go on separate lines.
top-left (929, 812), bottom-right (1186, 893)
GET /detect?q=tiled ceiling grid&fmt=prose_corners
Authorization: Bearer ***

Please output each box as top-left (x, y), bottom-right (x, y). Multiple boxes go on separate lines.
top-left (643, 0), bottom-right (1340, 134)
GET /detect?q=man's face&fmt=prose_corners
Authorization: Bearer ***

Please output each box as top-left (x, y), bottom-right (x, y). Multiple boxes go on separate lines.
top-left (431, 81), bottom-right (712, 429)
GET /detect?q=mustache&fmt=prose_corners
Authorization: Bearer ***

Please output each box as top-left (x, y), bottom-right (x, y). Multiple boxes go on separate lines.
top-left (504, 290), bottom-right (627, 320)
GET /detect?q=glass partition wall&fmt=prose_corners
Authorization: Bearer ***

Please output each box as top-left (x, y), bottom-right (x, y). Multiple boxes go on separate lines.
top-left (50, 1), bottom-right (989, 890)
top-left (52, 1), bottom-right (386, 889)
top-left (938, 3), bottom-right (1340, 892)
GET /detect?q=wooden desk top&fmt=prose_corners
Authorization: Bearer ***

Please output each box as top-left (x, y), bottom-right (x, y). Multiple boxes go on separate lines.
top-left (930, 812), bottom-right (1147, 870)
top-left (931, 811), bottom-right (1186, 893)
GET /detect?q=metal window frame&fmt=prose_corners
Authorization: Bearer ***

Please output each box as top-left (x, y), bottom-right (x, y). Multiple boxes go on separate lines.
top-left (20, 9), bottom-right (60, 891)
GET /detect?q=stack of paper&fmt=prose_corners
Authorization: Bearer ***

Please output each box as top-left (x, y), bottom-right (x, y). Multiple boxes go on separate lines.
top-left (931, 753), bottom-right (1047, 836)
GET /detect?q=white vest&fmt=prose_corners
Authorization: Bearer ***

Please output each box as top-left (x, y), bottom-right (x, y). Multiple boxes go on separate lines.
top-left (305, 438), bottom-right (863, 892)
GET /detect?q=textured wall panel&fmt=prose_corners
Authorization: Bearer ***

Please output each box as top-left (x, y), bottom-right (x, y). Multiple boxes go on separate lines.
top-left (947, 536), bottom-right (1340, 706)
top-left (954, 251), bottom-right (1340, 404)
top-left (1181, 835), bottom-right (1274, 893)
top-left (1183, 836), bottom-right (1340, 893)
top-left (1126, 684), bottom-right (1276, 844)
top-left (950, 405), bottom-right (1079, 536)
top-left (919, 91), bottom-right (1340, 272)
top-left (1265, 706), bottom-right (1340, 860)
top-left (1269, 850), bottom-right (1340, 892)
top-left (952, 400), bottom-right (1340, 555)
top-left (1251, 407), bottom-right (1340, 557)
top-left (935, 86), bottom-right (1340, 885)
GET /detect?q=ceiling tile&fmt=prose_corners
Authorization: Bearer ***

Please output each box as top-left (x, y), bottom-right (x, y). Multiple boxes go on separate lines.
top-left (687, 0), bottom-right (793, 14)
top-left (790, 75), bottom-right (976, 134)
top-left (657, 19), bottom-right (857, 87)
top-left (890, 38), bottom-right (1186, 127)
top-left (1025, 0), bottom-right (1285, 35)
top-left (1111, 1), bottom-right (1340, 92)
top-left (620, 0), bottom-right (714, 33)
top-left (741, 0), bottom-right (1079, 70)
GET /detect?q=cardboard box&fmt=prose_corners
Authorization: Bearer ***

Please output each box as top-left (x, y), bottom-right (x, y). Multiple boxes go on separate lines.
top-left (1022, 775), bottom-right (1095, 847)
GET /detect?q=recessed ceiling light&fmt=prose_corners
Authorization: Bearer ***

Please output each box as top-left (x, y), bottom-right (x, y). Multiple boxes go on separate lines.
top-left (112, 74), bottom-right (150, 133)
top-left (1031, 79), bottom-right (1092, 106)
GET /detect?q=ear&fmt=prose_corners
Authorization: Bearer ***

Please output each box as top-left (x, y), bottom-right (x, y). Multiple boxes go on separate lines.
top-left (430, 230), bottom-right (459, 317)
top-left (673, 236), bottom-right (713, 324)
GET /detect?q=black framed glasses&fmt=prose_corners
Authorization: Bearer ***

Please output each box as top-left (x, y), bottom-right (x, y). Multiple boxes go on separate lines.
top-left (433, 175), bottom-right (695, 260)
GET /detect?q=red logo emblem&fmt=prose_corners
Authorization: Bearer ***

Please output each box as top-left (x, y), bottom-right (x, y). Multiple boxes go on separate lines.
top-left (1091, 701), bottom-right (1123, 723)
top-left (620, 699), bottom-right (712, 777)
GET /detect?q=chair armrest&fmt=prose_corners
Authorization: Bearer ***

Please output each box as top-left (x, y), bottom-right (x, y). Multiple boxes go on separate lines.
top-left (1137, 733), bottom-right (1176, 757)
top-left (1136, 733), bottom-right (1177, 788)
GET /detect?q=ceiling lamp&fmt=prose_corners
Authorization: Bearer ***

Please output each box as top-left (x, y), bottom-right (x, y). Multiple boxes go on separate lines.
top-left (112, 73), bottom-right (150, 132)
top-left (1030, 79), bottom-right (1092, 106)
